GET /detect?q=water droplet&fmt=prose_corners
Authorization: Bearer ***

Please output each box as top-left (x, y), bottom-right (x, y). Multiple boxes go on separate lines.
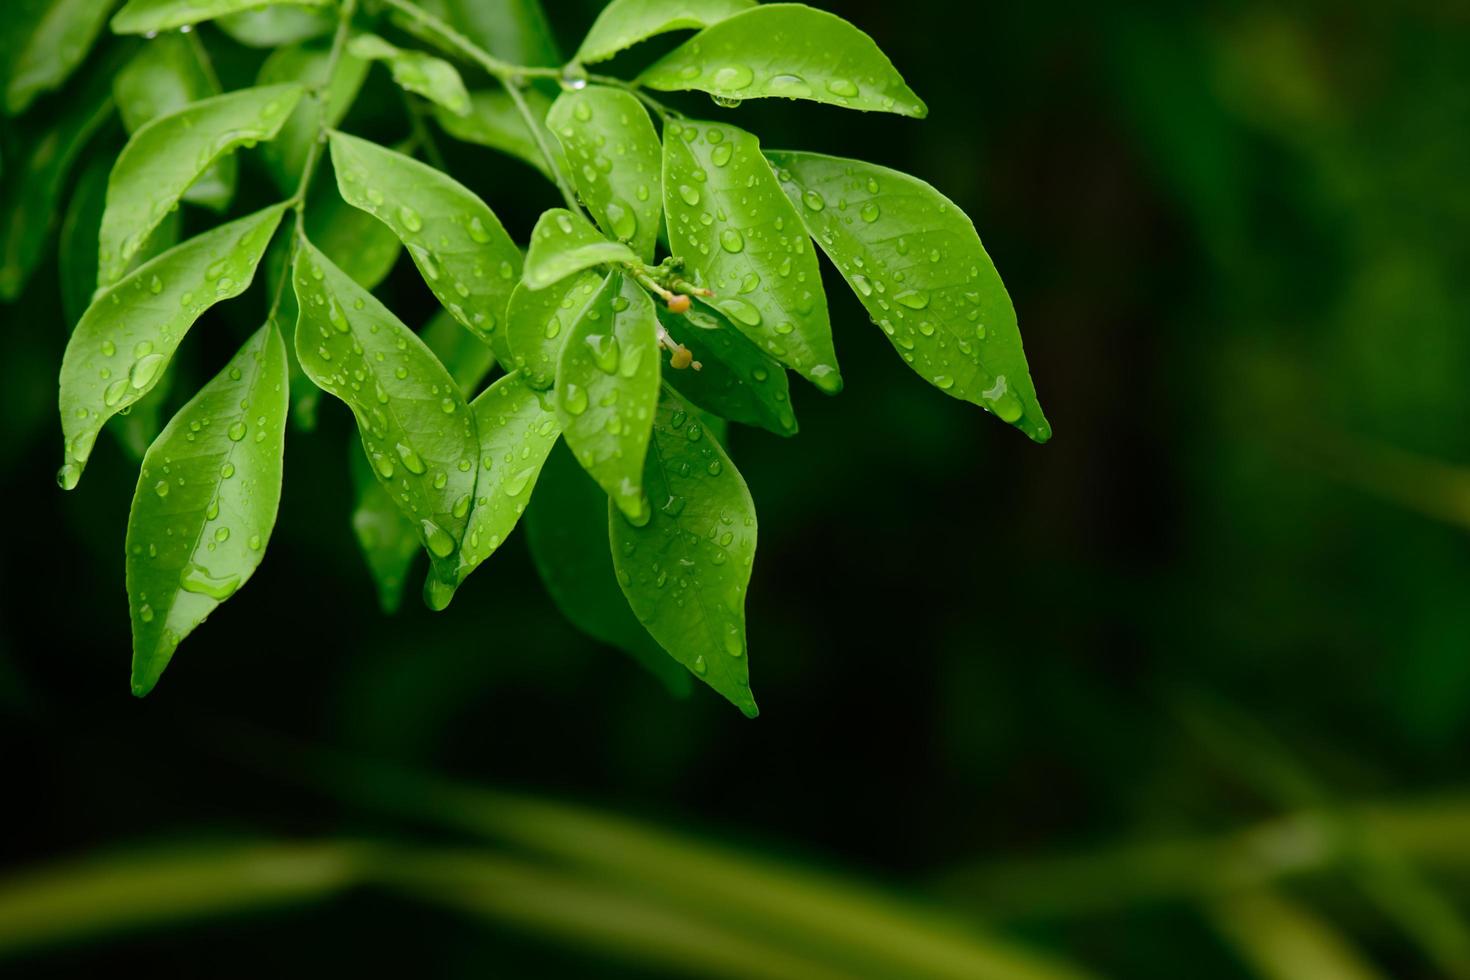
top-left (587, 334), bottom-right (620, 374)
top-left (130, 353), bottom-right (166, 389)
top-left (802, 189), bottom-right (825, 211)
top-left (825, 78), bottom-right (860, 98)
top-left (712, 64), bottom-right (754, 91)
top-left (860, 202), bottom-right (881, 223)
top-left (398, 206), bottom-right (422, 232)
top-left (466, 216), bottom-right (491, 243)
top-left (396, 443), bottom-right (427, 474)
top-left (422, 520), bottom-right (455, 558)
top-left (718, 298), bottom-right (762, 327)
top-left (605, 198), bottom-right (637, 242)
top-left (768, 73), bottom-right (812, 98)
top-left (179, 562), bottom-right (239, 600)
top-left (895, 289), bottom-right (930, 310)
top-left (139, 603), bottom-right (155, 623)
top-left (719, 228), bottom-right (745, 253)
top-left (227, 420), bottom-right (247, 441)
top-left (678, 184), bottom-right (701, 206)
top-left (562, 383), bottom-right (588, 415)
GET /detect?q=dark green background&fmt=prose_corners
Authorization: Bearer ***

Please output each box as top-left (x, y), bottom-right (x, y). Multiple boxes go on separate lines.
top-left (3, 0), bottom-right (1469, 976)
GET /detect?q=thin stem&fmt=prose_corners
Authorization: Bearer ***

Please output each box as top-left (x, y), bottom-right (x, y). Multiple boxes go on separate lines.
top-left (588, 74), bottom-right (679, 122)
top-left (503, 81), bottom-right (582, 212)
top-left (401, 90), bottom-right (448, 171)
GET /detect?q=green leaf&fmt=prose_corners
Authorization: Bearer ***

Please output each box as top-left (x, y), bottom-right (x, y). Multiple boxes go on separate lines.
top-left (526, 442), bottom-right (693, 696)
top-left (327, 131), bottom-right (522, 351)
top-left (662, 118), bottom-right (841, 392)
top-left (430, 372), bottom-right (561, 607)
top-left (215, 5), bottom-right (334, 47)
top-left (524, 208), bottom-right (637, 290)
top-left (112, 0), bottom-right (331, 34)
top-left (258, 43), bottom-right (368, 193)
top-left (292, 239), bottom-right (479, 585)
top-left (556, 271), bottom-right (660, 524)
top-left (546, 86), bottom-right (662, 263)
top-left (302, 180), bottom-right (403, 292)
top-left (97, 83), bottom-right (304, 287)
top-left (768, 150), bottom-right (1052, 442)
top-left (639, 4), bottom-right (927, 118)
top-left (432, 88), bottom-right (558, 179)
top-left (505, 270), bottom-right (602, 390)
top-left (348, 34), bottom-right (471, 117)
top-left (658, 304), bottom-right (798, 437)
top-left (4, 0), bottom-right (115, 116)
top-left (126, 322), bottom-right (289, 696)
top-left (0, 55), bottom-right (115, 301)
top-left (437, 0), bottom-right (559, 67)
top-left (349, 443), bottom-right (421, 614)
top-left (575, 0), bottom-right (756, 65)
top-left (58, 202), bottom-right (288, 488)
top-left (609, 385), bottom-right (758, 716)
top-left (422, 309), bottom-right (496, 396)
top-left (113, 34), bottom-right (235, 212)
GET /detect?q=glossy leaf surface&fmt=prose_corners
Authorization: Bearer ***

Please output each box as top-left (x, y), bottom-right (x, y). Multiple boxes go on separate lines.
top-left (640, 4), bottom-right (927, 118)
top-left (349, 444), bottom-right (420, 615)
top-left (609, 386), bottom-right (758, 716)
top-left (329, 131), bottom-right (522, 349)
top-left (658, 304), bottom-right (797, 437)
top-left (292, 240), bottom-right (478, 583)
top-left (769, 150), bottom-right (1051, 441)
top-left (4, 0), bottom-right (114, 115)
top-left (526, 442), bottom-right (693, 696)
top-left (662, 118), bottom-right (840, 392)
top-left (556, 272), bottom-right (660, 523)
top-left (126, 322), bottom-right (288, 696)
top-left (506, 271), bottom-right (601, 390)
top-left (113, 0), bottom-right (330, 34)
top-left (59, 203), bottom-right (287, 487)
top-left (97, 83), bottom-right (303, 286)
top-left (348, 34), bottom-right (470, 117)
top-left (524, 208), bottom-right (636, 290)
top-left (546, 86), bottom-right (662, 262)
top-left (575, 0), bottom-right (756, 64)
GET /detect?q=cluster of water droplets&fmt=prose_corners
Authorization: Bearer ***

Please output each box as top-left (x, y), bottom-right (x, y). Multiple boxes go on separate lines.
top-left (668, 37), bottom-right (900, 112)
top-left (554, 94), bottom-right (657, 249)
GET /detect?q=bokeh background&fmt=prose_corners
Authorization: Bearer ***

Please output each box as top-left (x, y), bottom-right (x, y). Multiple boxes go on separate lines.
top-left (3, 0), bottom-right (1469, 977)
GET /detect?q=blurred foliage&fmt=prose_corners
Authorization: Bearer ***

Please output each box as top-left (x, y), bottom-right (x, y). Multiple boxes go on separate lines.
top-left (3, 0), bottom-right (1470, 977)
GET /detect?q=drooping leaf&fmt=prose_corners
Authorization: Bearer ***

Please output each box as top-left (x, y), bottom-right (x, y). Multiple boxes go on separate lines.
top-left (215, 4), bottom-right (334, 47)
top-left (555, 271), bottom-right (660, 523)
top-left (0, 54), bottom-right (115, 301)
top-left (639, 4), bottom-right (927, 118)
top-left (575, 0), bottom-right (756, 65)
top-left (328, 131), bottom-right (522, 351)
top-left (126, 322), bottom-right (288, 696)
top-left (429, 372), bottom-right (561, 607)
top-left (658, 304), bottom-right (797, 437)
top-left (506, 270), bottom-right (602, 390)
top-left (524, 208), bottom-right (637, 290)
top-left (349, 442), bottom-right (421, 615)
top-left (662, 118), bottom-right (840, 392)
top-left (97, 83), bottom-right (303, 286)
top-left (609, 385), bottom-right (758, 716)
top-left (432, 88), bottom-right (559, 180)
top-left (348, 34), bottom-right (471, 117)
top-left (546, 86), bottom-right (662, 262)
top-left (112, 0), bottom-right (331, 34)
top-left (768, 150), bottom-right (1052, 442)
top-left (422, 309), bottom-right (496, 396)
top-left (4, 0), bottom-right (115, 116)
top-left (113, 33), bottom-right (234, 212)
top-left (292, 239), bottom-right (478, 585)
top-left (526, 442), bottom-right (693, 696)
top-left (58, 202), bottom-right (288, 488)
top-left (258, 42), bottom-right (368, 192)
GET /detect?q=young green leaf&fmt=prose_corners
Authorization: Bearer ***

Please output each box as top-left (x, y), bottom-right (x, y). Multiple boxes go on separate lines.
top-left (433, 0), bottom-right (560, 67)
top-left (430, 372), bottom-right (561, 607)
top-left (555, 272), bottom-right (660, 524)
top-left (526, 442), bottom-right (693, 696)
top-left (58, 202), bottom-right (288, 488)
top-left (524, 208), bottom-right (637, 290)
top-left (432, 88), bottom-right (560, 180)
top-left (348, 34), bottom-right (471, 117)
top-left (258, 43), bottom-right (367, 192)
top-left (292, 239), bottom-right (478, 585)
top-left (575, 0), bottom-right (756, 65)
top-left (97, 83), bottom-right (304, 287)
top-left (506, 271), bottom-right (602, 390)
top-left (350, 443), bottom-right (422, 615)
top-left (422, 310), bottom-right (496, 396)
top-left (112, 0), bottom-right (330, 34)
top-left (662, 118), bottom-right (841, 392)
top-left (215, 5), bottom-right (335, 47)
top-left (639, 4), bottom-right (927, 118)
top-left (4, 0), bottom-right (114, 115)
top-left (328, 131), bottom-right (522, 351)
top-left (546, 86), bottom-right (663, 263)
top-left (126, 322), bottom-right (289, 697)
top-left (658, 304), bottom-right (797, 437)
top-left (768, 151), bottom-right (1052, 442)
top-left (114, 34), bottom-right (234, 212)
top-left (609, 386), bottom-right (758, 717)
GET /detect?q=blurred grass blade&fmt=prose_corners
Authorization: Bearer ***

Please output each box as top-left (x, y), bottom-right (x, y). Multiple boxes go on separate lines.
top-left (1209, 889), bottom-right (1387, 980)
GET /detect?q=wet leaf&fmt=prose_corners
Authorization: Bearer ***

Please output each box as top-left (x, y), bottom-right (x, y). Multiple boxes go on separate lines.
top-left (349, 33), bottom-right (471, 117)
top-left (575, 0), bottom-right (756, 65)
top-left (4, 0), bottom-right (115, 115)
top-left (112, 0), bottom-right (331, 34)
top-left (258, 42), bottom-right (367, 192)
top-left (349, 443), bottom-right (421, 615)
top-left (506, 270), bottom-right (601, 390)
top-left (658, 303), bottom-right (797, 437)
top-left (524, 207), bottom-right (637, 290)
top-left (422, 309), bottom-right (496, 396)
